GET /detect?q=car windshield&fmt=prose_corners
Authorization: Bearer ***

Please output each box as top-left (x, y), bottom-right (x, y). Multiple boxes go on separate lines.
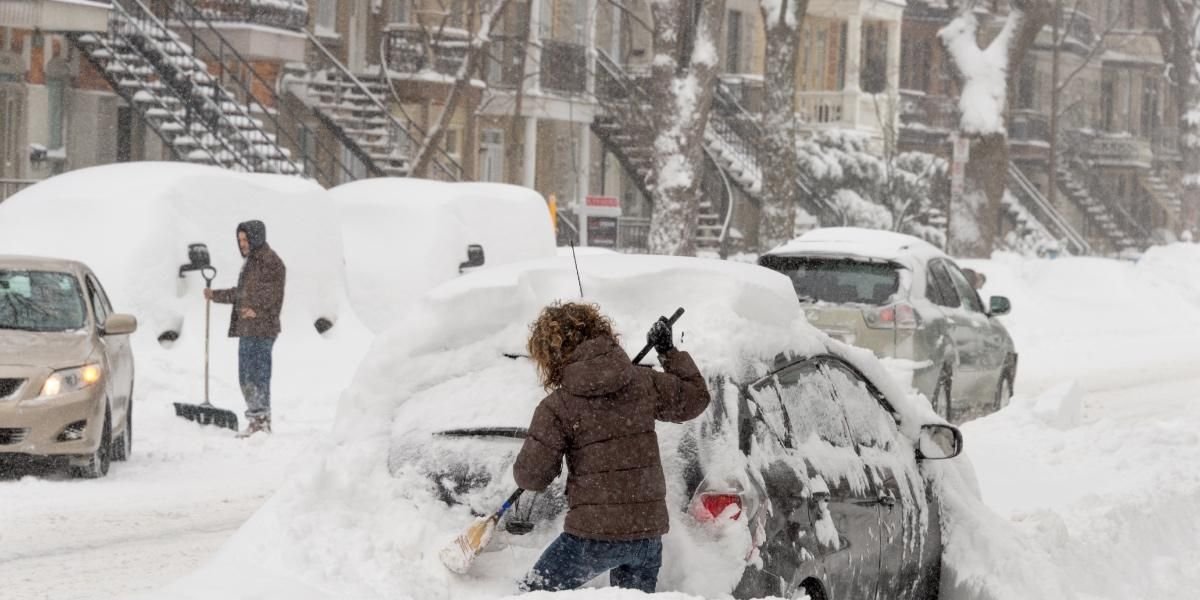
top-left (0, 269), bottom-right (87, 332)
top-left (760, 255), bottom-right (901, 306)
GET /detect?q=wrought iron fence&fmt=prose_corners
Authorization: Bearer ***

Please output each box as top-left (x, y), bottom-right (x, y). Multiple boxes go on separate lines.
top-left (617, 217), bottom-right (650, 253)
top-left (385, 24), bottom-right (468, 76)
top-left (178, 0), bottom-right (309, 31)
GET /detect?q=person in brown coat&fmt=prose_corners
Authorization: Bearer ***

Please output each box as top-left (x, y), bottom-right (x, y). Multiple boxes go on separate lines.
top-left (514, 302), bottom-right (710, 593)
top-left (203, 220), bottom-right (286, 437)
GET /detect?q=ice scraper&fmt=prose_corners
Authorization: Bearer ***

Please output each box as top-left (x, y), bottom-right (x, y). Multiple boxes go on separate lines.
top-left (173, 244), bottom-right (239, 431)
top-left (439, 307), bottom-right (686, 574)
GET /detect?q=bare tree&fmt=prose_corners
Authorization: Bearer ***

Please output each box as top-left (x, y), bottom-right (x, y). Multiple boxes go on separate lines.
top-left (1151, 0), bottom-right (1200, 233)
top-left (645, 0), bottom-right (727, 256)
top-left (756, 0), bottom-right (808, 251)
top-left (410, 0), bottom-right (514, 178)
top-left (939, 0), bottom-right (1051, 256)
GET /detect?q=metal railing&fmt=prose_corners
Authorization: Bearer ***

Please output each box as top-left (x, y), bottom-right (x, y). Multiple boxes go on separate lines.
top-left (0, 178), bottom-right (36, 203)
top-left (306, 29), bottom-right (463, 181)
top-left (385, 24), bottom-right (468, 76)
top-left (1007, 163), bottom-right (1091, 254)
top-left (162, 0), bottom-right (356, 184)
top-left (180, 0), bottom-right (308, 31)
top-left (617, 217), bottom-right (650, 252)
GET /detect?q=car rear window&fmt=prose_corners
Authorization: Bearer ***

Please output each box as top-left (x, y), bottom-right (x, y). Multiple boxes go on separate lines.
top-left (760, 255), bottom-right (901, 306)
top-left (0, 270), bottom-right (87, 332)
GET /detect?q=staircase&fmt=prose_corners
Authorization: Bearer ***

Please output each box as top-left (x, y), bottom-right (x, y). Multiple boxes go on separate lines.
top-left (292, 31), bottom-right (463, 181)
top-left (1006, 163), bottom-right (1090, 255)
top-left (72, 0), bottom-right (303, 175)
top-left (591, 51), bottom-right (729, 253)
top-left (1056, 161), bottom-right (1145, 252)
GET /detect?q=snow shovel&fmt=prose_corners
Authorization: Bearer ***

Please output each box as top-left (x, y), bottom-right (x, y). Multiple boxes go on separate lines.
top-left (439, 307), bottom-right (686, 574)
top-left (174, 249), bottom-right (239, 431)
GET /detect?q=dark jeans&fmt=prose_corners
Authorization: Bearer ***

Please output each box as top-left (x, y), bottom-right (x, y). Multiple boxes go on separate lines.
top-left (238, 336), bottom-right (275, 419)
top-left (520, 533), bottom-right (662, 594)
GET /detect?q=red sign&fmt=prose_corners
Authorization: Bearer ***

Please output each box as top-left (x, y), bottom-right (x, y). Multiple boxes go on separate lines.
top-left (586, 195), bottom-right (620, 208)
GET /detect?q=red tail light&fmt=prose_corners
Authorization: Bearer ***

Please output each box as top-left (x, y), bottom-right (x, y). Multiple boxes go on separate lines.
top-left (696, 493), bottom-right (743, 520)
top-left (864, 302), bottom-right (920, 330)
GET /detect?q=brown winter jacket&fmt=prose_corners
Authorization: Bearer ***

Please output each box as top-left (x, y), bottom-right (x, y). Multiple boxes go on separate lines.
top-left (513, 336), bottom-right (711, 541)
top-left (211, 221), bottom-right (286, 338)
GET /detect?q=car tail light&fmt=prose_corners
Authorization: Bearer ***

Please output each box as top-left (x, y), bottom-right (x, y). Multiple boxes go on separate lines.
top-left (692, 492), bottom-right (744, 521)
top-left (864, 302), bottom-right (920, 330)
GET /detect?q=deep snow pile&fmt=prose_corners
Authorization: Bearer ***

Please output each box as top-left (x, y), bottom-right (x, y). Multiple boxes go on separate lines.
top-left (0, 163), bottom-right (372, 528)
top-left (331, 178), bottom-right (556, 333)
top-left (158, 254), bottom-right (964, 600)
top-left (953, 245), bottom-right (1200, 599)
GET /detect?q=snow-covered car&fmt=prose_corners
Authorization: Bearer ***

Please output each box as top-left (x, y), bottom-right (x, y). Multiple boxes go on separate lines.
top-left (387, 253), bottom-right (963, 599)
top-left (0, 256), bottom-right (137, 478)
top-left (760, 228), bottom-right (1017, 422)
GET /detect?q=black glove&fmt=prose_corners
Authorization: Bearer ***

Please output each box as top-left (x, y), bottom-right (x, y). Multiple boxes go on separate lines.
top-left (647, 317), bottom-right (675, 355)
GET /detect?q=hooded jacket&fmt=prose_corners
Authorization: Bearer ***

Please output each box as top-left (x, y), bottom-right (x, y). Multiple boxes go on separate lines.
top-left (513, 336), bottom-right (710, 541)
top-left (211, 220), bottom-right (286, 338)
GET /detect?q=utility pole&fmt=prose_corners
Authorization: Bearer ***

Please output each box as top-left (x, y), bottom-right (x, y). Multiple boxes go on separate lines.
top-left (1048, 0), bottom-right (1061, 207)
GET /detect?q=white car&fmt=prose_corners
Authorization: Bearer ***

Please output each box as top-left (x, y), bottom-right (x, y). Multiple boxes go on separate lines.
top-left (760, 228), bottom-right (1017, 422)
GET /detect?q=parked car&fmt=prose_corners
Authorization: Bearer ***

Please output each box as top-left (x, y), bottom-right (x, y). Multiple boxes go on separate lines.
top-left (0, 256), bottom-right (137, 478)
top-left (386, 254), bottom-right (963, 599)
top-left (759, 227), bottom-right (1017, 422)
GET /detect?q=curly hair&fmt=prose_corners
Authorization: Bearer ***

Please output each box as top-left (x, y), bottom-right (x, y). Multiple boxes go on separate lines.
top-left (527, 302), bottom-right (617, 390)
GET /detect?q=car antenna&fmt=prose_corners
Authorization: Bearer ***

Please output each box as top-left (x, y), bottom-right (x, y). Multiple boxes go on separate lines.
top-left (569, 236), bottom-right (584, 298)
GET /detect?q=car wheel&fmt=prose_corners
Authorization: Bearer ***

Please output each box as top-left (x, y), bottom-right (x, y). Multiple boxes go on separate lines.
top-left (932, 367), bottom-right (953, 421)
top-left (71, 406), bottom-right (111, 479)
top-left (112, 401), bottom-right (132, 462)
top-left (994, 372), bottom-right (1013, 411)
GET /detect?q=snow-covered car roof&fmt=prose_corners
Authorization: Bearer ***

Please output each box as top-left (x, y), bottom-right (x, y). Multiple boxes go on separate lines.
top-left (329, 177), bottom-right (556, 333)
top-left (765, 227), bottom-right (948, 269)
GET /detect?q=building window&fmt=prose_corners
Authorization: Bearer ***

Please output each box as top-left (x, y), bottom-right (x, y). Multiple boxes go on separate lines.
top-left (901, 33), bottom-right (929, 92)
top-left (1141, 78), bottom-right (1160, 137)
top-left (389, 0), bottom-right (408, 23)
top-left (316, 0), bottom-right (337, 33)
top-left (1015, 61), bottom-right (1036, 110)
top-left (726, 10), bottom-right (742, 73)
top-left (1101, 71), bottom-right (1116, 131)
top-left (47, 78), bottom-right (65, 149)
top-left (444, 128), bottom-right (460, 158)
top-left (480, 128), bottom-right (504, 182)
top-left (860, 22), bottom-right (888, 94)
top-left (1126, 0), bottom-right (1136, 28)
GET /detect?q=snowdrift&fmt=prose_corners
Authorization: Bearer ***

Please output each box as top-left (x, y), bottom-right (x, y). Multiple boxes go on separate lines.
top-left (158, 254), bottom-right (992, 599)
top-left (331, 178), bottom-right (556, 333)
top-left (0, 162), bottom-right (371, 472)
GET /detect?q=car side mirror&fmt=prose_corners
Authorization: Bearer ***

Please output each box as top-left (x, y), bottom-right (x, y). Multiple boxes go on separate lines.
top-left (989, 295), bottom-right (1012, 316)
top-left (459, 244), bottom-right (485, 273)
top-left (103, 314), bottom-right (138, 336)
top-left (917, 423), bottom-right (962, 460)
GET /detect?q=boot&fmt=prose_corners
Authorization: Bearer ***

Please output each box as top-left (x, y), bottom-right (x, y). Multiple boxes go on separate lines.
top-left (259, 415), bottom-right (272, 434)
top-left (236, 416), bottom-right (266, 438)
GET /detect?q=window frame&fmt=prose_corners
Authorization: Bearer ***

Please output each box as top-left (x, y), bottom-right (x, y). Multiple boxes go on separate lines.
top-left (926, 260), bottom-right (961, 308)
top-left (943, 262), bottom-right (985, 313)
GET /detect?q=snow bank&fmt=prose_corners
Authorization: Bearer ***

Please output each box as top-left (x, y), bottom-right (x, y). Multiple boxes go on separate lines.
top-left (164, 254), bottom-right (960, 599)
top-left (961, 246), bottom-right (1200, 395)
top-left (331, 178), bottom-right (556, 333)
top-left (0, 161), bottom-right (371, 476)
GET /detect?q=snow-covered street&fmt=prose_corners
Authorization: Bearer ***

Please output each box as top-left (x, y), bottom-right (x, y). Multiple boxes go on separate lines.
top-left (4, 194), bottom-right (1200, 599)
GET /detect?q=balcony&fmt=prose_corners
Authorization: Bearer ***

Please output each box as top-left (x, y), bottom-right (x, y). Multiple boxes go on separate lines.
top-left (1070, 129), bottom-right (1154, 168)
top-left (797, 90), bottom-right (896, 138)
top-left (0, 0), bottom-right (110, 32)
top-left (162, 0), bottom-right (307, 62)
top-left (386, 24), bottom-right (467, 80)
top-left (1009, 109), bottom-right (1051, 161)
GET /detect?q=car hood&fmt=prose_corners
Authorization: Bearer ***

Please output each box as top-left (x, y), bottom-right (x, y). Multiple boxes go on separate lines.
top-left (0, 329), bottom-right (94, 369)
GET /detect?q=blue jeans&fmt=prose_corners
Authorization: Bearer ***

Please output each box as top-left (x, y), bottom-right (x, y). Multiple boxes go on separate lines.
top-left (520, 533), bottom-right (662, 593)
top-left (238, 336), bottom-right (275, 419)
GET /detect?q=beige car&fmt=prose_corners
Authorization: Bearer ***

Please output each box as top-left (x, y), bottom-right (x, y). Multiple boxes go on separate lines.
top-left (0, 256), bottom-right (137, 478)
top-left (760, 228), bottom-right (1017, 423)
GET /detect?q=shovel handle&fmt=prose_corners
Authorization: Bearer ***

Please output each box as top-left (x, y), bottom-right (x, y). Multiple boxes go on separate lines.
top-left (495, 489), bottom-right (524, 520)
top-left (631, 307), bottom-right (685, 365)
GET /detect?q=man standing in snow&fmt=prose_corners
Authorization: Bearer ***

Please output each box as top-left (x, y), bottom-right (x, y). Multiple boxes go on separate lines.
top-left (514, 302), bottom-right (710, 593)
top-left (204, 220), bottom-right (286, 437)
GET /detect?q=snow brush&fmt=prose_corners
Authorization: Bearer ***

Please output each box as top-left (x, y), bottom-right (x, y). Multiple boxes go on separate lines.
top-left (439, 489), bottom-right (524, 574)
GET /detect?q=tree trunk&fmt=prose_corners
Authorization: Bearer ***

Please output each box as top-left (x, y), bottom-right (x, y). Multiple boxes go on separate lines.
top-left (505, 0), bottom-right (533, 185)
top-left (942, 0), bottom-right (1050, 256)
top-left (1152, 0), bottom-right (1200, 234)
top-left (757, 0), bottom-right (807, 252)
top-left (646, 0), bottom-right (726, 256)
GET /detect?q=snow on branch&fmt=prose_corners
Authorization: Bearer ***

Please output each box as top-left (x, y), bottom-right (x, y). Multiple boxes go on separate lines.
top-left (939, 9), bottom-right (1022, 135)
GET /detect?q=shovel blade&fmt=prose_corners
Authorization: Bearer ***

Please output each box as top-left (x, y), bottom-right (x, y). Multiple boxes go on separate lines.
top-left (173, 402), bottom-right (239, 431)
